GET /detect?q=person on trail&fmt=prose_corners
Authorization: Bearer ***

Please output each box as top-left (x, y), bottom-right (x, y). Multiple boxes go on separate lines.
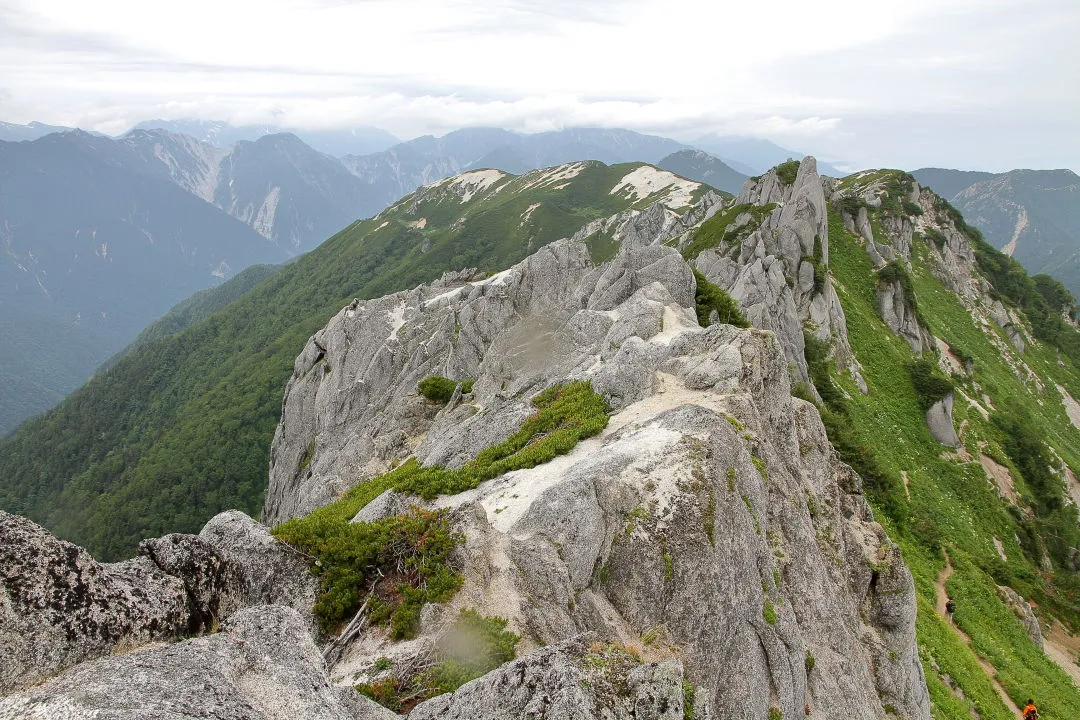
top-left (945, 598), bottom-right (956, 615)
top-left (1023, 698), bottom-right (1039, 720)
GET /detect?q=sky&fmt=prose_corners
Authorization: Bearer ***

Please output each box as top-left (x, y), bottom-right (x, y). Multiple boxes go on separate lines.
top-left (1, 0), bottom-right (1077, 171)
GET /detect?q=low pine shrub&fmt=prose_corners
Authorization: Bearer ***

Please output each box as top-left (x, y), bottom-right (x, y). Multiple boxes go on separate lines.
top-left (775, 160), bottom-right (801, 185)
top-left (418, 375), bottom-right (460, 402)
top-left (693, 269), bottom-right (749, 328)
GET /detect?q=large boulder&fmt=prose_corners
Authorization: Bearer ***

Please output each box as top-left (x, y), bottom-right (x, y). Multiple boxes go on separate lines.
top-left (0, 509), bottom-right (321, 694)
top-left (0, 606), bottom-right (355, 720)
top-left (0, 511), bottom-right (191, 693)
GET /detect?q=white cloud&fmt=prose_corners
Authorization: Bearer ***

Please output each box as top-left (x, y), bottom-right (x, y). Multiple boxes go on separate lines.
top-left (0, 0), bottom-right (1077, 169)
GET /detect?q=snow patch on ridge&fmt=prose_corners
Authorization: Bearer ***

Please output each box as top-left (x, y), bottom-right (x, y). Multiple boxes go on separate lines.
top-left (610, 166), bottom-right (700, 208)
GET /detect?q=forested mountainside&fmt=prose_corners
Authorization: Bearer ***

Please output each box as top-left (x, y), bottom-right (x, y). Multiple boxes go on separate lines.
top-left (0, 162), bottom-right (717, 559)
top-left (0, 132), bottom-right (287, 434)
top-left (2, 157), bottom-right (1078, 720)
top-left (914, 167), bottom-right (1080, 297)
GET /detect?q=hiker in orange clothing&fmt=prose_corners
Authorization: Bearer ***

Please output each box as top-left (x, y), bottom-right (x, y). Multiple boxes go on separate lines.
top-left (1022, 698), bottom-right (1038, 720)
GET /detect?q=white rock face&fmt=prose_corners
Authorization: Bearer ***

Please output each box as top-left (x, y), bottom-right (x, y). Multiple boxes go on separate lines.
top-left (266, 238), bottom-right (930, 720)
top-left (610, 165), bottom-right (702, 209)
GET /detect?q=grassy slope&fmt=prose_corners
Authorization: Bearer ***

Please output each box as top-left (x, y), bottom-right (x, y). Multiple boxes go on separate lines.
top-left (826, 203), bottom-right (1080, 720)
top-left (0, 162), bottom-right (708, 560)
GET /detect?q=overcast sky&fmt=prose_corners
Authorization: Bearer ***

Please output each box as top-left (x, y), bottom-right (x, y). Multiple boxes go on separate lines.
top-left (1, 0), bottom-right (1077, 171)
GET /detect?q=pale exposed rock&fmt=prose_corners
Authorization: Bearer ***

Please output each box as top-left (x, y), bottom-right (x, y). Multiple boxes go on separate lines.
top-left (926, 394), bottom-right (961, 447)
top-left (265, 234), bottom-right (929, 720)
top-left (351, 489), bottom-right (412, 524)
top-left (0, 606), bottom-right (356, 720)
top-left (997, 586), bottom-right (1043, 649)
top-left (876, 276), bottom-right (933, 354)
top-left (198, 510), bottom-right (320, 623)
top-left (700, 157), bottom-right (860, 386)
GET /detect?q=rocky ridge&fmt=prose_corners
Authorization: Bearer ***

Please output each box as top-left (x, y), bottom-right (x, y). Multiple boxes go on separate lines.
top-left (4, 156), bottom-right (1066, 719)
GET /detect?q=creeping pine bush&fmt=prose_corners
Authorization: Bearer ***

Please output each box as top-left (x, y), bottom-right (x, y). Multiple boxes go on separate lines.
top-left (418, 375), bottom-right (460, 402)
top-left (906, 359), bottom-right (953, 410)
top-left (693, 269), bottom-right (750, 329)
top-left (775, 160), bottom-right (801, 185)
top-left (274, 381), bottom-right (611, 632)
top-left (274, 507), bottom-right (462, 635)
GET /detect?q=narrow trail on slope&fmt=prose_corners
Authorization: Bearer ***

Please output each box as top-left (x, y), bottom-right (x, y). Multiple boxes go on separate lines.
top-left (935, 553), bottom-right (1024, 718)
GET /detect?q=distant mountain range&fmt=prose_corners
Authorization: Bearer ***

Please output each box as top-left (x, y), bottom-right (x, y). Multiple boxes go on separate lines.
top-left (693, 134), bottom-right (847, 177)
top-left (656, 149), bottom-right (747, 195)
top-left (133, 119), bottom-right (400, 158)
top-left (913, 167), bottom-right (1080, 295)
top-left (0, 118), bottom-right (859, 434)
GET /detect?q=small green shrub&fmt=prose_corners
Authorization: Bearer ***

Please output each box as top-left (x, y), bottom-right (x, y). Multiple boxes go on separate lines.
top-left (683, 680), bottom-right (696, 720)
top-left (805, 650), bottom-right (816, 672)
top-left (298, 439), bottom-right (315, 472)
top-left (418, 375), bottom-right (458, 402)
top-left (803, 332), bottom-right (845, 413)
top-left (776, 160), bottom-right (801, 185)
top-left (791, 381), bottom-right (816, 404)
top-left (763, 599), bottom-right (778, 625)
top-left (693, 269), bottom-right (750, 328)
top-left (876, 261), bottom-right (915, 297)
top-left (925, 227), bottom-right (947, 249)
top-left (901, 198), bottom-right (924, 216)
top-left (768, 708), bottom-right (783, 720)
top-left (907, 359), bottom-right (953, 410)
top-left (840, 195), bottom-right (865, 215)
top-left (276, 507), bottom-right (463, 635)
top-left (752, 455), bottom-right (769, 482)
top-left (460, 378), bottom-right (475, 394)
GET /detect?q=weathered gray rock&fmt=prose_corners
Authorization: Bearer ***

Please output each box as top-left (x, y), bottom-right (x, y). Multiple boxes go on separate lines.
top-left (997, 586), bottom-right (1043, 648)
top-left (198, 510), bottom-right (320, 623)
top-left (0, 606), bottom-right (355, 720)
top-left (139, 533), bottom-right (234, 630)
top-left (277, 237), bottom-right (929, 720)
top-left (0, 511), bottom-right (191, 693)
top-left (876, 275), bottom-right (933, 354)
top-left (0, 508), bottom-right (321, 695)
top-left (700, 157), bottom-right (861, 386)
top-left (408, 636), bottom-right (686, 720)
top-left (926, 393), bottom-right (961, 447)
top-left (351, 489), bottom-right (412, 524)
